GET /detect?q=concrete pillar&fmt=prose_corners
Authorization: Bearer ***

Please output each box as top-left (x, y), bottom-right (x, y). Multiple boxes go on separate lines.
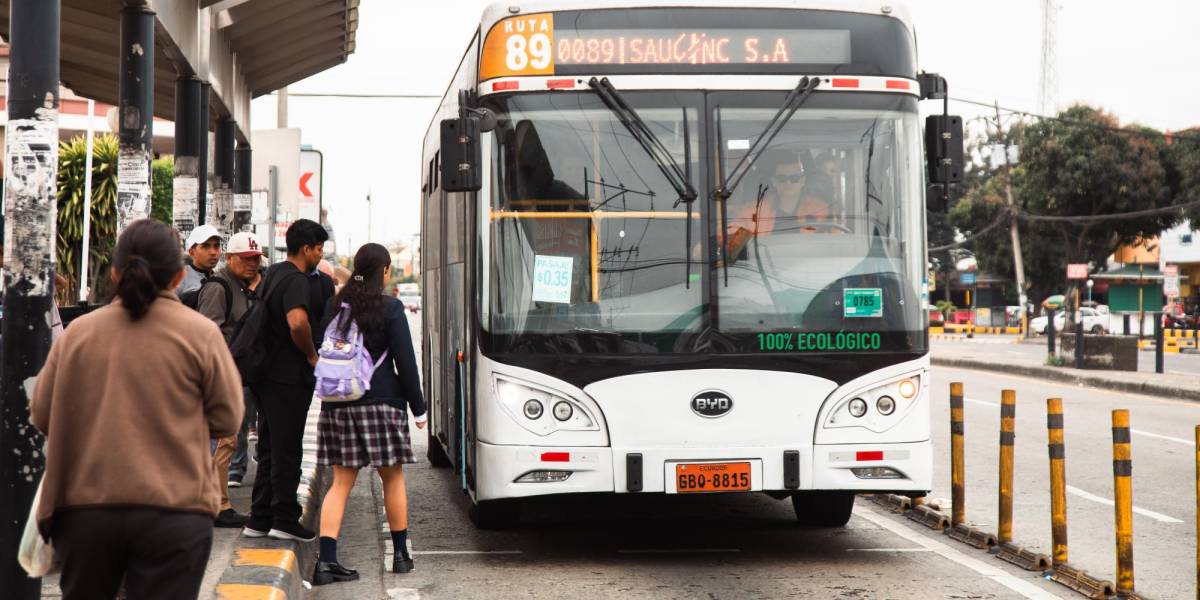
top-left (198, 82), bottom-right (211, 225)
top-left (234, 144), bottom-right (253, 233)
top-left (212, 118), bottom-right (236, 237)
top-left (116, 6), bottom-right (154, 232)
top-left (173, 77), bottom-right (202, 241)
top-left (1, 1), bottom-right (59, 595)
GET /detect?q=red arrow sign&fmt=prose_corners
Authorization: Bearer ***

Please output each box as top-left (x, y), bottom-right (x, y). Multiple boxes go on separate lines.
top-left (299, 172), bottom-right (314, 197)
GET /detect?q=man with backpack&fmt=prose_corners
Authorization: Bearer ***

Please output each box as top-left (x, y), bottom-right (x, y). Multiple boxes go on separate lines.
top-left (242, 219), bottom-right (331, 542)
top-left (178, 224), bottom-right (223, 295)
top-left (197, 231), bottom-right (265, 528)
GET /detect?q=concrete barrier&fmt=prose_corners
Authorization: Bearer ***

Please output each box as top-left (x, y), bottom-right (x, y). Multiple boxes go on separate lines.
top-left (214, 401), bottom-right (328, 600)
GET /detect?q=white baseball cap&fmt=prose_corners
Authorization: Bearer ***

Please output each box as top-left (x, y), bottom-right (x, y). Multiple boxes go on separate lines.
top-left (185, 224), bottom-right (222, 249)
top-left (227, 231), bottom-right (266, 258)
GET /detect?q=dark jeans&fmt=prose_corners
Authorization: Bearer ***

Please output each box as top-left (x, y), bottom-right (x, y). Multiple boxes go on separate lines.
top-left (230, 386), bottom-right (257, 480)
top-left (52, 507), bottom-right (212, 600)
top-left (249, 380), bottom-right (312, 527)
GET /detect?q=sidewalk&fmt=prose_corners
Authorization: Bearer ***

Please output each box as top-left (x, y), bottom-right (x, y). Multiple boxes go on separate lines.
top-left (931, 339), bottom-right (1200, 401)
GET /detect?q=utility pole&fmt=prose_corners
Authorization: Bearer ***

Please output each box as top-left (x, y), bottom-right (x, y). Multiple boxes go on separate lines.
top-left (995, 102), bottom-right (1030, 338)
top-left (1, 1), bottom-right (59, 596)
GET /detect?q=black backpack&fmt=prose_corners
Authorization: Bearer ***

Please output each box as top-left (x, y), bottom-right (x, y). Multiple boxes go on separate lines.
top-left (180, 277), bottom-right (233, 323)
top-left (228, 269), bottom-right (304, 385)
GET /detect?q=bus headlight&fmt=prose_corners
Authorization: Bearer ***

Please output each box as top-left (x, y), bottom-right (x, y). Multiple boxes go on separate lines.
top-left (494, 375), bottom-right (598, 436)
top-left (823, 372), bottom-right (923, 433)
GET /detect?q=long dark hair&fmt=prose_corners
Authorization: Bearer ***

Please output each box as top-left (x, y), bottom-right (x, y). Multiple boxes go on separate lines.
top-left (112, 219), bottom-right (183, 320)
top-left (335, 243), bottom-right (391, 335)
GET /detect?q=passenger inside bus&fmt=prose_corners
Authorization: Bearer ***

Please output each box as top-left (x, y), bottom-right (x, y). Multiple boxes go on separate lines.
top-left (725, 149), bottom-right (840, 260)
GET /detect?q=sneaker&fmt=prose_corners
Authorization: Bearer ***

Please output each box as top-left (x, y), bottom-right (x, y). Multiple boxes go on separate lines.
top-left (214, 509), bottom-right (249, 528)
top-left (312, 561), bottom-right (360, 586)
top-left (392, 556), bottom-right (414, 574)
top-left (227, 478), bottom-right (243, 489)
top-left (268, 521), bottom-right (317, 542)
top-left (242, 517), bottom-right (271, 538)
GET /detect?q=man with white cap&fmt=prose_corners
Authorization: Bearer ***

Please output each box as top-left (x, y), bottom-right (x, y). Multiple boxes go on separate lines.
top-left (179, 224), bottom-right (223, 295)
top-left (197, 230), bottom-right (265, 527)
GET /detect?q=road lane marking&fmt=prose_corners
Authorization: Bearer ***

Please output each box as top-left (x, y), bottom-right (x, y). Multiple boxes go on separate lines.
top-left (618, 548), bottom-right (740, 554)
top-left (413, 550), bottom-right (524, 555)
top-left (968, 398), bottom-right (1192, 447)
top-left (1130, 428), bottom-right (1193, 446)
top-left (855, 509), bottom-right (1065, 600)
top-left (1065, 485), bottom-right (1183, 523)
top-left (845, 547), bottom-right (932, 552)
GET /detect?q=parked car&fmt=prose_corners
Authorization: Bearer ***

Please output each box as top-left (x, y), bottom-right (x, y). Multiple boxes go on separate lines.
top-left (1031, 307), bottom-right (1108, 335)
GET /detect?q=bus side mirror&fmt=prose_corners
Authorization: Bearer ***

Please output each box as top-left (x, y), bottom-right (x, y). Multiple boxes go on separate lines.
top-left (925, 115), bottom-right (964, 186)
top-left (440, 116), bottom-right (482, 192)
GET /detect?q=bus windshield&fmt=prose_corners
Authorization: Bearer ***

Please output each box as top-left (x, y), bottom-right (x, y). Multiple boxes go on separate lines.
top-left (485, 92), bottom-right (704, 338)
top-left (712, 92), bottom-right (926, 345)
top-left (482, 91), bottom-right (926, 354)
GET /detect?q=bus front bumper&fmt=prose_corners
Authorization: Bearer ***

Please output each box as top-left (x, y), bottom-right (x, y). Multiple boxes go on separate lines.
top-left (474, 440), bottom-right (931, 501)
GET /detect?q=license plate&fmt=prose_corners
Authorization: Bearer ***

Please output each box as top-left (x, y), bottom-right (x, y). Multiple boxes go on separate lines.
top-left (675, 462), bottom-right (751, 493)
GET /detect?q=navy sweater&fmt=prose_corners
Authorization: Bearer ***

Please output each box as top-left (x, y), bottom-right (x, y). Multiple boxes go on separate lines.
top-left (319, 295), bottom-right (427, 417)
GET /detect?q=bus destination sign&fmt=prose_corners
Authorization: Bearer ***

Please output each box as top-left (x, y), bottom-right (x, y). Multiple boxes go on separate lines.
top-left (555, 29), bottom-right (850, 67)
top-left (481, 13), bottom-right (851, 80)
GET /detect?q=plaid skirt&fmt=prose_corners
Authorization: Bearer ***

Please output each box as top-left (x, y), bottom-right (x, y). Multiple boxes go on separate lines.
top-left (317, 403), bottom-right (416, 468)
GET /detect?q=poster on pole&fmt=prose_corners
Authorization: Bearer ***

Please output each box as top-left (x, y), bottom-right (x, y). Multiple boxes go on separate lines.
top-left (1164, 265), bottom-right (1180, 297)
top-left (1066, 263), bottom-right (1088, 280)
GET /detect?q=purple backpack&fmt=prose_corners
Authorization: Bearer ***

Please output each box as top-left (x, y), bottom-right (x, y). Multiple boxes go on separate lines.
top-left (314, 304), bottom-right (388, 402)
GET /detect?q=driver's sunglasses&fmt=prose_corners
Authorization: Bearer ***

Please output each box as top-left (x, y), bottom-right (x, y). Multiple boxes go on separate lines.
top-left (773, 173), bottom-right (805, 184)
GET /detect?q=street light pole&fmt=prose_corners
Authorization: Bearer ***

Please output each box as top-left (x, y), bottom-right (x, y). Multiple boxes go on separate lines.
top-left (1, 1), bottom-right (59, 596)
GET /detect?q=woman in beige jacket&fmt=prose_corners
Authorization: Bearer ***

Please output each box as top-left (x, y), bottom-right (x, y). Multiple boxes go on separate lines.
top-left (31, 219), bottom-right (243, 600)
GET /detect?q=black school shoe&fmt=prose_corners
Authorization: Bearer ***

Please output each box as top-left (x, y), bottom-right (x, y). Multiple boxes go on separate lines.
top-left (313, 561), bottom-right (359, 586)
top-left (393, 556), bottom-right (414, 574)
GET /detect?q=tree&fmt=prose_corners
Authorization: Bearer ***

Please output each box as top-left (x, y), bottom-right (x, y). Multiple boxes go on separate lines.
top-left (1015, 105), bottom-right (1176, 267)
top-left (56, 134), bottom-right (118, 305)
top-left (151, 156), bottom-right (174, 226)
top-left (1167, 128), bottom-right (1200, 225)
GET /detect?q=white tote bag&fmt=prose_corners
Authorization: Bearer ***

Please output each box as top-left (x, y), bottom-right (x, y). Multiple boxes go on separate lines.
top-left (17, 477), bottom-right (56, 577)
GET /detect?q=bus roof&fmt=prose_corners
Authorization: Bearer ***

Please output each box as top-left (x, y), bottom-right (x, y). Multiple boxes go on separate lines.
top-left (481, 1), bottom-right (914, 36)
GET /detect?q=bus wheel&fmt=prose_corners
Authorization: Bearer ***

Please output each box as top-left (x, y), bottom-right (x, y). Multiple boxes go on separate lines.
top-left (791, 491), bottom-right (855, 527)
top-left (469, 499), bottom-right (521, 530)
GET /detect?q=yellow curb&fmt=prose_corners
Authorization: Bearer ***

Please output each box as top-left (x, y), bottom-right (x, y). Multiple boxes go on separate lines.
top-left (215, 583), bottom-right (287, 600)
top-left (233, 548), bottom-right (296, 573)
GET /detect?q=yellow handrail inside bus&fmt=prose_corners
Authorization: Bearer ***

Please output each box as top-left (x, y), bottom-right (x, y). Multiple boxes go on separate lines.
top-left (490, 208), bottom-right (698, 302)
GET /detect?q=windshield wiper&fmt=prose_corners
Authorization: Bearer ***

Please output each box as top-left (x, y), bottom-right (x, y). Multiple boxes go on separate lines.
top-left (588, 78), bottom-right (697, 206)
top-left (712, 76), bottom-right (821, 286)
top-left (588, 78), bottom-right (698, 289)
top-left (714, 75), bottom-right (821, 200)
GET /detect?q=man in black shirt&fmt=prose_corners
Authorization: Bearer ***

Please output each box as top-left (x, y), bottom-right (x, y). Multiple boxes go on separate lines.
top-left (244, 219), bottom-right (331, 542)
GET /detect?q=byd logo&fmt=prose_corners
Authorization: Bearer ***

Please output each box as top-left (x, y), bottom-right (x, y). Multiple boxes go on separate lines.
top-left (691, 390), bottom-right (733, 418)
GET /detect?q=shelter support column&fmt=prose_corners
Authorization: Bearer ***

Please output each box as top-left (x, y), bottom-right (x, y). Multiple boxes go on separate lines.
top-left (116, 6), bottom-right (155, 232)
top-left (0, 1), bottom-right (60, 597)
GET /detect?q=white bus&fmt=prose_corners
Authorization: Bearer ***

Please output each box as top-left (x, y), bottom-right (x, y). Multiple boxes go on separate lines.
top-left (420, 0), bottom-right (963, 528)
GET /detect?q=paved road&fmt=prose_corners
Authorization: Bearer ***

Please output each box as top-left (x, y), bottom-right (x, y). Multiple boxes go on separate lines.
top-left (310, 409), bottom-right (1075, 600)
top-left (929, 366), bottom-right (1200, 600)
top-left (937, 334), bottom-right (1200, 375)
top-left (308, 313), bottom-right (1074, 599)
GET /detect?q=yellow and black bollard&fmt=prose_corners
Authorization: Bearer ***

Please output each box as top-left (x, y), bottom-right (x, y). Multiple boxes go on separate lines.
top-left (1045, 398), bottom-right (1115, 598)
top-left (946, 382), bottom-right (996, 549)
top-left (1047, 397), bottom-right (1069, 566)
top-left (994, 390), bottom-right (1050, 570)
top-left (998, 389), bottom-right (1015, 544)
top-left (951, 382), bottom-right (965, 526)
top-left (1112, 409), bottom-right (1135, 596)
